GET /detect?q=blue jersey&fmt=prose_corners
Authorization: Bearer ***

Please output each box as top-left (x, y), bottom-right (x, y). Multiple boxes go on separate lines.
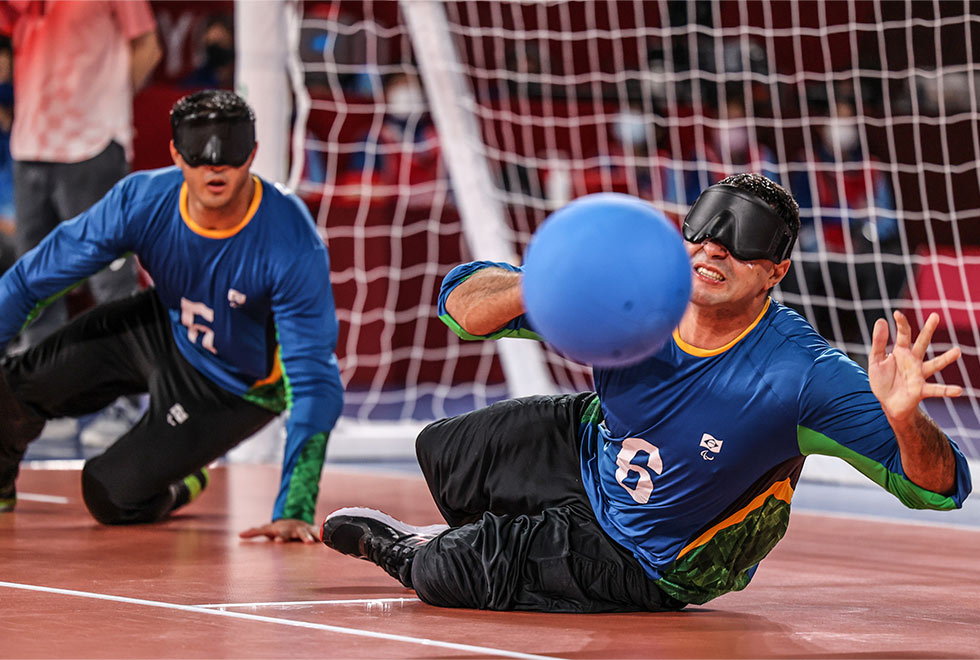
top-left (439, 261), bottom-right (972, 604)
top-left (0, 167), bottom-right (343, 523)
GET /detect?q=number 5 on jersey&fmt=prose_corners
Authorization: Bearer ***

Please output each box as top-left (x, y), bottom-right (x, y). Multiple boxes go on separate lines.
top-left (614, 437), bottom-right (663, 504)
top-left (180, 297), bottom-right (217, 354)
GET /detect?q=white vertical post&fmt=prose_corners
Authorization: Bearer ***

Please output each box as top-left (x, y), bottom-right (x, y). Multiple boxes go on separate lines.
top-left (401, 0), bottom-right (557, 397)
top-left (228, 0), bottom-right (291, 463)
top-left (234, 0), bottom-right (291, 183)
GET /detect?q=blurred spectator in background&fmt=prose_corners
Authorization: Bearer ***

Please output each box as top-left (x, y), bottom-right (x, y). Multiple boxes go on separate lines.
top-left (782, 96), bottom-right (904, 356)
top-left (573, 101), bottom-right (680, 213)
top-left (337, 72), bottom-right (446, 209)
top-left (180, 14), bottom-right (234, 90)
top-left (300, 3), bottom-right (376, 96)
top-left (720, 39), bottom-right (772, 111)
top-left (0, 36), bottom-right (15, 275)
top-left (674, 94), bottom-right (780, 205)
top-left (0, 0), bottom-right (162, 444)
top-left (504, 40), bottom-right (548, 100)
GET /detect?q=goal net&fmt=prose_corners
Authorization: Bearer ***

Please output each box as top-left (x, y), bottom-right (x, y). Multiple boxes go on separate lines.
top-left (287, 0), bottom-right (980, 467)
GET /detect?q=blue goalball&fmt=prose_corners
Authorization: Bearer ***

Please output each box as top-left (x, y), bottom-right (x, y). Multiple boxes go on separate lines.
top-left (522, 193), bottom-right (692, 367)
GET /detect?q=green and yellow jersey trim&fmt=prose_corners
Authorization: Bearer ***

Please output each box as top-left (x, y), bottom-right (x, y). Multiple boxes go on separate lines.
top-left (677, 477), bottom-right (794, 560)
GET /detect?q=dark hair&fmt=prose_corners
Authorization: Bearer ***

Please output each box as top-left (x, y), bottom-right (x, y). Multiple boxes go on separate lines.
top-left (717, 172), bottom-right (800, 248)
top-left (204, 13), bottom-right (234, 35)
top-left (170, 89), bottom-right (254, 135)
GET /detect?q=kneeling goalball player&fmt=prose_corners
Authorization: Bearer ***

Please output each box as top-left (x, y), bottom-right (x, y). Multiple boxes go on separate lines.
top-left (0, 90), bottom-right (343, 543)
top-left (320, 174), bottom-right (971, 611)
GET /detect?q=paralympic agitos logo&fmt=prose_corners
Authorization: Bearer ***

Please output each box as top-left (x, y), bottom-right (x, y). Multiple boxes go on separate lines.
top-left (699, 433), bottom-right (724, 461)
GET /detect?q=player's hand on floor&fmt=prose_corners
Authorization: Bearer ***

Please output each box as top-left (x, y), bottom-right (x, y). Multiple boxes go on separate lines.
top-left (239, 518), bottom-right (320, 543)
top-left (868, 310), bottom-right (962, 421)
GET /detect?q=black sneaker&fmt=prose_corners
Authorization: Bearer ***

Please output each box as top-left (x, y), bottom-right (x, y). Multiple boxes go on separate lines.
top-left (167, 468), bottom-right (210, 515)
top-left (320, 507), bottom-right (448, 588)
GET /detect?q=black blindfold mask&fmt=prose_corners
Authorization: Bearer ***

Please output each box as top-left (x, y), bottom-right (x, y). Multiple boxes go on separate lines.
top-left (682, 184), bottom-right (794, 263)
top-left (173, 115), bottom-right (255, 168)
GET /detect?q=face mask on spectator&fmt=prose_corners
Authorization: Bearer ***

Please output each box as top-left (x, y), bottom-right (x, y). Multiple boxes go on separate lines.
top-left (822, 120), bottom-right (860, 155)
top-left (613, 111), bottom-right (648, 147)
top-left (716, 124), bottom-right (751, 156)
top-left (387, 82), bottom-right (425, 120)
top-left (205, 44), bottom-right (234, 69)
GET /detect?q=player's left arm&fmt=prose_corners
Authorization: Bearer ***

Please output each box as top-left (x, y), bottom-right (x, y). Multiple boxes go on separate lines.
top-left (868, 310), bottom-right (962, 495)
top-left (239, 238), bottom-right (342, 543)
top-left (797, 315), bottom-right (971, 510)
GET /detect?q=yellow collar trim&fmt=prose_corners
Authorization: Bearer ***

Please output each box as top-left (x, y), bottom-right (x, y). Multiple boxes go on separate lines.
top-left (673, 298), bottom-right (771, 357)
top-left (180, 176), bottom-right (262, 239)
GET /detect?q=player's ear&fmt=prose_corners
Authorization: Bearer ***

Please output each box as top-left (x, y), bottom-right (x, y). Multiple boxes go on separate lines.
top-left (169, 140), bottom-right (181, 166)
top-left (768, 259), bottom-right (791, 288)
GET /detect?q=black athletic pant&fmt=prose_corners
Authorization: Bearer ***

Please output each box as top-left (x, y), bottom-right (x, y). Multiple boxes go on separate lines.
top-left (0, 290), bottom-right (276, 523)
top-left (412, 394), bottom-right (685, 613)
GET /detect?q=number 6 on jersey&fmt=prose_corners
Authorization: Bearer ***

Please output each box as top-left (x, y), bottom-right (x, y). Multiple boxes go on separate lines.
top-left (614, 437), bottom-right (663, 504)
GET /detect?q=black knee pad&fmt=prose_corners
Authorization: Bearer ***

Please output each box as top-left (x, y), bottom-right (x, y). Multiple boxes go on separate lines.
top-left (82, 458), bottom-right (176, 525)
top-left (81, 461), bottom-right (125, 524)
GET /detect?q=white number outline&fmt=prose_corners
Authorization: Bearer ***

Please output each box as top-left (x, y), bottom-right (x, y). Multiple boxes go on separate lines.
top-left (614, 437), bottom-right (663, 504)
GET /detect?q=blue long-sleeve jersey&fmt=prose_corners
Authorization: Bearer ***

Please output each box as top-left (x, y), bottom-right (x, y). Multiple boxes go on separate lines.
top-left (439, 261), bottom-right (972, 604)
top-left (0, 167), bottom-right (343, 522)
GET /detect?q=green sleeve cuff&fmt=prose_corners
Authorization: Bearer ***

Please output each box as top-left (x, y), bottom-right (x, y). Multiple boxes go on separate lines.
top-left (281, 431), bottom-right (328, 523)
top-left (438, 312), bottom-right (543, 342)
top-left (797, 425), bottom-right (959, 511)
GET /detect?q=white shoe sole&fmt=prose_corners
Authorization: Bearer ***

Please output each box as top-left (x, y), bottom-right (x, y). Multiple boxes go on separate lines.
top-left (325, 507), bottom-right (449, 538)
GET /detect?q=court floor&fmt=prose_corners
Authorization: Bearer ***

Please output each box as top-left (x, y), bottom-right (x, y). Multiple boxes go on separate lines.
top-left (3, 463), bottom-right (979, 659)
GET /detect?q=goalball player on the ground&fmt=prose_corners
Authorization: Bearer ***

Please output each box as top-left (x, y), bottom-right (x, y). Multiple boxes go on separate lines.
top-left (0, 90), bottom-right (343, 543)
top-left (320, 173), bottom-right (972, 611)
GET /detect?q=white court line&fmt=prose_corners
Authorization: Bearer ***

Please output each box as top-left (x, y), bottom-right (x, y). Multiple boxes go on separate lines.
top-left (196, 597), bottom-right (420, 609)
top-left (17, 493), bottom-right (70, 504)
top-left (24, 459), bottom-right (85, 470)
top-left (0, 581), bottom-right (566, 660)
top-left (17, 493), bottom-right (71, 504)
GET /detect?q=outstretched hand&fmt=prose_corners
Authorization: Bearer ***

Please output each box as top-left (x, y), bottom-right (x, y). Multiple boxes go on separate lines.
top-left (868, 311), bottom-right (962, 422)
top-left (239, 518), bottom-right (320, 544)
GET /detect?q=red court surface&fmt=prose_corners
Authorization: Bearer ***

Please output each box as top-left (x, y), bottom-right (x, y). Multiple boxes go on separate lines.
top-left (3, 464), bottom-right (979, 659)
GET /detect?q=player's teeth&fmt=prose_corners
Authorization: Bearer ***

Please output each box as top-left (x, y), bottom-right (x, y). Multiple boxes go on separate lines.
top-left (697, 267), bottom-right (723, 281)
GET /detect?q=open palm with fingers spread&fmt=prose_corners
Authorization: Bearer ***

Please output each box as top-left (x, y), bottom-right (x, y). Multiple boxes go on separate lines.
top-left (869, 311), bottom-right (962, 422)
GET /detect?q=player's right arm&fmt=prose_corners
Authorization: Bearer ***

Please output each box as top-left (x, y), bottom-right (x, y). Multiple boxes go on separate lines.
top-left (445, 266), bottom-right (524, 335)
top-left (438, 261), bottom-right (541, 340)
top-left (0, 180), bottom-right (135, 348)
